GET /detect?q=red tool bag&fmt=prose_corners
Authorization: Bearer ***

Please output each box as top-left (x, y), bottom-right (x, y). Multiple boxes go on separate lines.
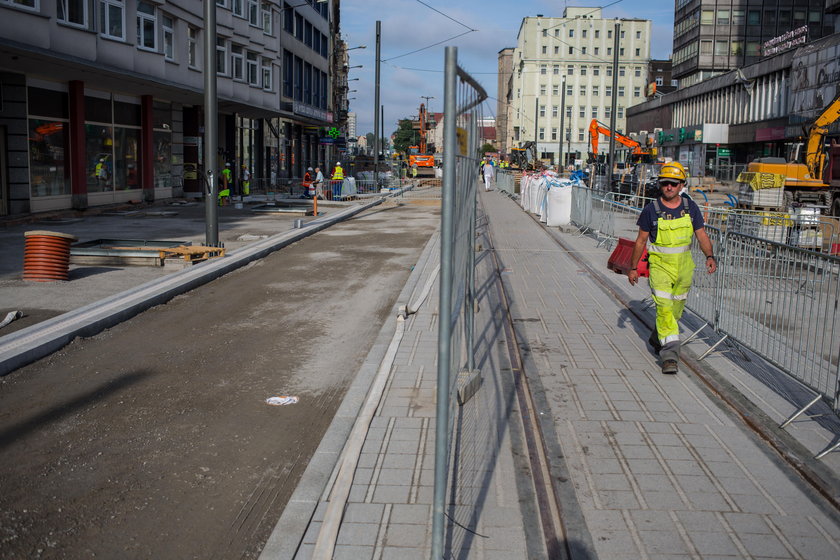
top-left (607, 237), bottom-right (650, 277)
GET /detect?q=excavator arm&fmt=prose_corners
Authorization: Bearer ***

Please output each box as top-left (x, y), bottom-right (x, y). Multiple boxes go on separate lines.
top-left (588, 119), bottom-right (644, 156)
top-left (803, 92), bottom-right (840, 181)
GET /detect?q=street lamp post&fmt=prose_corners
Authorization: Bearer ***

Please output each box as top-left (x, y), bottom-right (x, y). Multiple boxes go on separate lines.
top-left (374, 20), bottom-right (381, 186)
top-left (558, 74), bottom-right (566, 171)
top-left (203, 0), bottom-right (218, 246)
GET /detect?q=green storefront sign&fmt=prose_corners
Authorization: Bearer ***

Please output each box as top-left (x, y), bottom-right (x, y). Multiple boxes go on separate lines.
top-left (717, 147), bottom-right (731, 157)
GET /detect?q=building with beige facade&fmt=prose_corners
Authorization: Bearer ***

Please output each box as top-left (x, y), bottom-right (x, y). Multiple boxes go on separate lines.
top-left (501, 7), bottom-right (651, 167)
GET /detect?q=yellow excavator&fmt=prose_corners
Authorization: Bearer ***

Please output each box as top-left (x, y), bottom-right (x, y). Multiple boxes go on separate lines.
top-left (745, 92), bottom-right (840, 214)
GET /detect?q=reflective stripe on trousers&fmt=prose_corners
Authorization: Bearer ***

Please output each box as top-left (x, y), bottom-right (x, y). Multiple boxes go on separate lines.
top-left (649, 251), bottom-right (694, 346)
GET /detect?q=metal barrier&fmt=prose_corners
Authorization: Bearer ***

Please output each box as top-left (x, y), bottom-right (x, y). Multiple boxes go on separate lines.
top-left (568, 185), bottom-right (840, 457)
top-left (432, 46), bottom-right (486, 558)
top-left (496, 169), bottom-right (515, 195)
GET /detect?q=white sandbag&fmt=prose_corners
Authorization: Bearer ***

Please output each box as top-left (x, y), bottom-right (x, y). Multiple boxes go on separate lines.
top-left (546, 181), bottom-right (573, 226)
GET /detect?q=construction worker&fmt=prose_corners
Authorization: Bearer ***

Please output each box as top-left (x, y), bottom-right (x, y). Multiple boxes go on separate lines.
top-left (95, 158), bottom-right (109, 189)
top-left (219, 163), bottom-right (232, 206)
top-left (330, 162), bottom-right (344, 200)
top-left (627, 161), bottom-right (716, 374)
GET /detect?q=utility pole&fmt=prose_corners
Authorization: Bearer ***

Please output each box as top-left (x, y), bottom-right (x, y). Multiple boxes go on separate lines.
top-left (203, 0), bottom-right (218, 246)
top-left (534, 96), bottom-right (539, 148)
top-left (373, 21), bottom-right (381, 185)
top-left (607, 19), bottom-right (620, 191)
top-left (558, 75), bottom-right (566, 171)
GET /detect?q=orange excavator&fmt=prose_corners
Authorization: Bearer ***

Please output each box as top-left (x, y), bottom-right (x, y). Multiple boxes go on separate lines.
top-left (408, 103), bottom-right (435, 176)
top-left (588, 119), bottom-right (652, 163)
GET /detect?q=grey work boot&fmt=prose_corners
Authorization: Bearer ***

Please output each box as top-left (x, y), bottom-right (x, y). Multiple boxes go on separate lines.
top-left (661, 359), bottom-right (678, 374)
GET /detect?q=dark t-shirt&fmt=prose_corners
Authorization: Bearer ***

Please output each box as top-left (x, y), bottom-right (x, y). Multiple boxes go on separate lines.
top-left (636, 195), bottom-right (705, 244)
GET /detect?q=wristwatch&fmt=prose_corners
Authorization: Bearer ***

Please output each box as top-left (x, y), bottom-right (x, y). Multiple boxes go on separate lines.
top-left (706, 255), bottom-right (716, 261)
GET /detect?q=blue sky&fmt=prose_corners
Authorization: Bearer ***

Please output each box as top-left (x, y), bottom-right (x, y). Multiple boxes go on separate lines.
top-left (340, 0), bottom-right (676, 137)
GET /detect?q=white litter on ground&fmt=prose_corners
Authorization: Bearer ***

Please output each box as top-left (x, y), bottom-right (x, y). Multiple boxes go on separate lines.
top-left (266, 396), bottom-right (299, 406)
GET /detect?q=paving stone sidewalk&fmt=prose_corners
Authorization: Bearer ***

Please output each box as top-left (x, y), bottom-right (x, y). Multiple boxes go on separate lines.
top-left (480, 189), bottom-right (840, 559)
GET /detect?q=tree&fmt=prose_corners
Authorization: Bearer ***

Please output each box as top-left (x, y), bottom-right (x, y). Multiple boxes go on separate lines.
top-left (392, 119), bottom-right (417, 154)
top-left (480, 143), bottom-right (496, 155)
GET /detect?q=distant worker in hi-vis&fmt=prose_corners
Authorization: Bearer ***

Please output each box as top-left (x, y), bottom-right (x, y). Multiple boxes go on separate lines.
top-left (627, 161), bottom-right (716, 375)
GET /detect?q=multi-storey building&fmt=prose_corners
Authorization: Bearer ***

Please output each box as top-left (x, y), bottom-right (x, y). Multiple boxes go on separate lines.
top-left (672, 0), bottom-right (835, 88)
top-left (496, 48), bottom-right (514, 155)
top-left (346, 112), bottom-right (357, 139)
top-left (0, 0), bottom-right (337, 216)
top-left (502, 8), bottom-right (651, 167)
top-left (648, 59), bottom-right (678, 97)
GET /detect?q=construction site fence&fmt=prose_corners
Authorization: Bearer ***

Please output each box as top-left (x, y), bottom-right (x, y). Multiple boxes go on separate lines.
top-left (432, 47), bottom-right (488, 559)
top-left (569, 185), bottom-right (840, 418)
top-left (239, 175), bottom-right (402, 200)
top-left (496, 169), bottom-right (516, 195)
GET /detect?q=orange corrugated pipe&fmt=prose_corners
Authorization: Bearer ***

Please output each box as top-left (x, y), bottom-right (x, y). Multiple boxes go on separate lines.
top-left (23, 230), bottom-right (77, 282)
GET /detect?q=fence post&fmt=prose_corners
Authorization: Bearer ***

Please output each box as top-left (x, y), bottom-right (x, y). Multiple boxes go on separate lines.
top-left (431, 46), bottom-right (458, 560)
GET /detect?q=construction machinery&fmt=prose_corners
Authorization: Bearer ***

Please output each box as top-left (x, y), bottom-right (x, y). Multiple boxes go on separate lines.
top-left (408, 103), bottom-right (435, 177)
top-left (587, 119), bottom-right (653, 163)
top-left (510, 141), bottom-right (537, 170)
top-left (745, 92), bottom-right (840, 214)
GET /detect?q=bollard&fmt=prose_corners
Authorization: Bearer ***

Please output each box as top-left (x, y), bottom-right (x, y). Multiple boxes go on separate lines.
top-left (293, 219), bottom-right (304, 229)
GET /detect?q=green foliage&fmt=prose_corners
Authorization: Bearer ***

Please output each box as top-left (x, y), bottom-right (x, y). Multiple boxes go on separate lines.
top-left (479, 143), bottom-right (495, 155)
top-left (392, 119), bottom-right (417, 154)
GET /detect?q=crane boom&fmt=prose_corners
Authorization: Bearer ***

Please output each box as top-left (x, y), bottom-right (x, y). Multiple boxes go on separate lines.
top-left (588, 119), bottom-right (647, 155)
top-left (804, 92), bottom-right (840, 181)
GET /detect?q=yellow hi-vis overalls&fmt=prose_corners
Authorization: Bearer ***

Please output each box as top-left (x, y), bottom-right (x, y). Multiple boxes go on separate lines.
top-left (648, 199), bottom-right (695, 357)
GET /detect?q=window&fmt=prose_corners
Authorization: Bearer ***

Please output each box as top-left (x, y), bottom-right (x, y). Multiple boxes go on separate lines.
top-left (619, 48), bottom-right (624, 56)
top-left (592, 86), bottom-right (599, 96)
top-left (635, 48), bottom-right (640, 56)
top-left (58, 0), bottom-right (87, 26)
top-left (634, 67), bottom-right (641, 77)
top-left (607, 30), bottom-right (612, 39)
top-left (591, 107), bottom-right (597, 118)
top-left (540, 64), bottom-right (547, 75)
top-left (231, 45), bottom-right (244, 80)
top-left (5, 0), bottom-right (37, 10)
top-left (578, 129), bottom-right (584, 142)
top-left (593, 66), bottom-right (599, 76)
top-left (188, 26), bottom-right (198, 67)
top-left (565, 106), bottom-right (571, 118)
top-left (566, 85), bottom-right (572, 96)
top-left (746, 41), bottom-right (760, 56)
top-left (717, 10), bottom-right (730, 25)
top-left (542, 29), bottom-right (547, 37)
top-left (633, 87), bottom-right (640, 97)
top-left (701, 10), bottom-right (714, 25)
top-left (579, 106), bottom-right (585, 117)
top-left (618, 107), bottom-right (624, 118)
top-left (607, 47), bottom-right (612, 56)
top-left (605, 106), bottom-right (611, 118)
top-left (733, 10), bottom-right (745, 25)
top-left (248, 0), bottom-right (259, 25)
top-left (619, 66), bottom-right (625, 77)
top-left (747, 10), bottom-right (760, 25)
top-left (553, 65), bottom-right (559, 75)
top-left (580, 65), bottom-right (587, 76)
top-left (283, 3), bottom-right (293, 32)
top-left (282, 50), bottom-right (292, 97)
top-left (551, 106), bottom-right (558, 117)
top-left (554, 29), bottom-right (558, 37)
top-left (636, 31), bottom-right (640, 39)
top-left (261, 2), bottom-right (272, 33)
top-left (554, 46), bottom-right (559, 54)
top-left (294, 12), bottom-right (303, 40)
top-left (216, 37), bottom-right (228, 75)
top-left (594, 30), bottom-right (599, 38)
top-left (594, 47), bottom-right (599, 55)
top-left (582, 30), bottom-right (587, 38)
top-left (539, 105), bottom-right (545, 117)
top-left (233, 0), bottom-right (244, 16)
top-left (568, 47), bottom-right (573, 55)
top-left (567, 65), bottom-right (573, 75)
top-left (671, 79), bottom-right (678, 87)
top-left (605, 86), bottom-right (612, 96)
top-left (304, 21), bottom-right (312, 47)
top-left (551, 128), bottom-right (557, 140)
top-left (542, 46), bottom-right (547, 54)
top-left (579, 86), bottom-right (586, 95)
top-left (606, 67), bottom-right (612, 77)
top-left (539, 128), bottom-right (544, 140)
top-left (162, 15), bottom-right (174, 60)
top-left (714, 40), bottom-right (727, 55)
top-left (618, 86), bottom-right (625, 97)
top-left (655, 76), bottom-right (663, 86)
top-left (540, 85), bottom-right (546, 96)
top-left (136, 2), bottom-right (156, 50)
top-left (552, 85), bottom-right (559, 95)
top-left (731, 41), bottom-right (743, 55)
top-left (100, 0), bottom-right (125, 39)
top-left (700, 40), bottom-right (712, 54)
top-left (581, 47), bottom-right (586, 55)
top-left (247, 51), bottom-right (258, 85)
top-left (569, 29), bottom-right (574, 38)
top-left (620, 30), bottom-right (625, 39)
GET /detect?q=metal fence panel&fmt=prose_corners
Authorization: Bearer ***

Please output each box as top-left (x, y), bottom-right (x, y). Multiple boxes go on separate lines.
top-left (432, 47), bottom-right (487, 559)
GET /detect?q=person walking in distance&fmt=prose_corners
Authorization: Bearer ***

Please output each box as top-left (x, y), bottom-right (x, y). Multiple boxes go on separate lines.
top-left (241, 164), bottom-right (251, 196)
top-left (627, 161), bottom-right (717, 374)
top-left (313, 166), bottom-right (324, 199)
top-left (219, 162), bottom-right (232, 206)
top-left (482, 156), bottom-right (495, 191)
top-left (302, 167), bottom-right (314, 198)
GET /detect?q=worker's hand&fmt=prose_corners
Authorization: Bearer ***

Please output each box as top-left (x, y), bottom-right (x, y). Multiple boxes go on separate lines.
top-left (706, 256), bottom-right (717, 274)
top-left (627, 269), bottom-right (639, 286)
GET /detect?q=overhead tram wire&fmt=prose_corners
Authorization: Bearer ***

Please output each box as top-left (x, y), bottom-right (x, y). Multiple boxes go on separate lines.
top-left (381, 1), bottom-right (476, 62)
